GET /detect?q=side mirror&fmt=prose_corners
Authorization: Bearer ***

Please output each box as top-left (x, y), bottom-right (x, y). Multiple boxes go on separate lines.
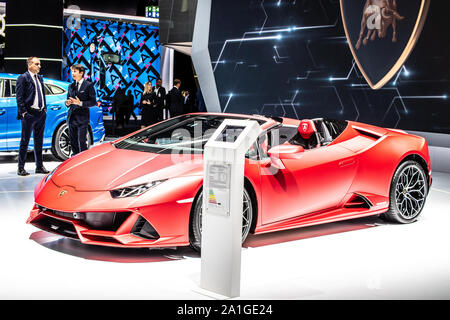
top-left (268, 144), bottom-right (304, 160)
top-left (261, 144), bottom-right (304, 169)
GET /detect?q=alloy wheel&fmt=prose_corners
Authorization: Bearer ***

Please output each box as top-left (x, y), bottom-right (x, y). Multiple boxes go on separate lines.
top-left (394, 164), bottom-right (427, 220)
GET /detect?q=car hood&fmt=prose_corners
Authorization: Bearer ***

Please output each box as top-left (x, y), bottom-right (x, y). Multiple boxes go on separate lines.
top-left (51, 143), bottom-right (204, 191)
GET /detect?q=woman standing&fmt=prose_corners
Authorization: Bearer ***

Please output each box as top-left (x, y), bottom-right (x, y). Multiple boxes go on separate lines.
top-left (140, 82), bottom-right (157, 128)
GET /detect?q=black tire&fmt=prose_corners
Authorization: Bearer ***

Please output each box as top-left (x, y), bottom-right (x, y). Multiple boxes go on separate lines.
top-left (51, 122), bottom-right (92, 161)
top-left (381, 160), bottom-right (428, 223)
top-left (189, 188), bottom-right (253, 252)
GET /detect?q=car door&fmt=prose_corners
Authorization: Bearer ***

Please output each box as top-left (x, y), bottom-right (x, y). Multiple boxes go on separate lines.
top-left (0, 79), bottom-right (7, 149)
top-left (259, 125), bottom-right (358, 225)
top-left (5, 79), bottom-right (24, 150)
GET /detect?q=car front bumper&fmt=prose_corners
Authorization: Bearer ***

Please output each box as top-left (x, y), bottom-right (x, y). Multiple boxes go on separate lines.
top-left (27, 205), bottom-right (190, 248)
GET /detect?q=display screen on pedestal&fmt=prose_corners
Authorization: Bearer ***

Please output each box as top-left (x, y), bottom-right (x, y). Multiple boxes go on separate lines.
top-left (215, 125), bottom-right (246, 143)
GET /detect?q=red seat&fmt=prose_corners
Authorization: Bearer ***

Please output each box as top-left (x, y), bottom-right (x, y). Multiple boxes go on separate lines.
top-left (298, 120), bottom-right (317, 139)
top-left (292, 120), bottom-right (320, 149)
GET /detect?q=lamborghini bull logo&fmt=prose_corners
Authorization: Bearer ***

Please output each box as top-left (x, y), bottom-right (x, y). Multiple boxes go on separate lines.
top-left (340, 0), bottom-right (430, 89)
top-left (356, 0), bottom-right (404, 49)
top-left (302, 123), bottom-right (309, 132)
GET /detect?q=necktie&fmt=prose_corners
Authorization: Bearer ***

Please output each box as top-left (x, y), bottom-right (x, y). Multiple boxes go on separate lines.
top-left (34, 75), bottom-right (43, 110)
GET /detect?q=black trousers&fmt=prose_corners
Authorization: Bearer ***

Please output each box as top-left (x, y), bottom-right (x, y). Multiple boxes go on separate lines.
top-left (68, 122), bottom-right (88, 155)
top-left (116, 106), bottom-right (128, 126)
top-left (18, 110), bottom-right (46, 169)
top-left (156, 104), bottom-right (164, 122)
top-left (141, 106), bottom-right (158, 127)
top-left (169, 107), bottom-right (182, 118)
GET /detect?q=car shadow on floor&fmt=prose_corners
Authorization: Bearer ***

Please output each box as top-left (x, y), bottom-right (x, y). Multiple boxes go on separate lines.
top-left (244, 215), bottom-right (386, 248)
top-left (29, 230), bottom-right (200, 263)
top-left (29, 215), bottom-right (389, 263)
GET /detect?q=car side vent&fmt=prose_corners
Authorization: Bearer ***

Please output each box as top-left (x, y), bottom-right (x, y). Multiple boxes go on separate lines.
top-left (344, 194), bottom-right (372, 209)
top-left (131, 216), bottom-right (160, 240)
top-left (352, 126), bottom-right (383, 140)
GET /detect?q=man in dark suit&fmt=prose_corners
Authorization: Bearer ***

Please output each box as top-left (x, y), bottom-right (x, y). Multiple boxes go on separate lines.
top-left (154, 78), bottom-right (166, 121)
top-left (167, 79), bottom-right (184, 118)
top-left (16, 57), bottom-right (49, 176)
top-left (197, 89), bottom-right (206, 112)
top-left (65, 64), bottom-right (96, 155)
top-left (183, 90), bottom-right (196, 114)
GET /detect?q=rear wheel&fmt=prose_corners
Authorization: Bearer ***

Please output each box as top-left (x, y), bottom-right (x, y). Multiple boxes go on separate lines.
top-left (51, 123), bottom-right (92, 161)
top-left (189, 188), bottom-right (253, 252)
top-left (382, 160), bottom-right (428, 223)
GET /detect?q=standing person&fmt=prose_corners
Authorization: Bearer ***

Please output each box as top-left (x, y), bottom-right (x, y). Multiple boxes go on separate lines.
top-left (167, 79), bottom-right (183, 118)
top-left (113, 87), bottom-right (127, 129)
top-left (16, 57), bottom-right (49, 176)
top-left (197, 88), bottom-right (206, 112)
top-left (65, 64), bottom-right (96, 155)
top-left (181, 90), bottom-right (187, 110)
top-left (140, 82), bottom-right (157, 128)
top-left (183, 90), bottom-right (195, 114)
top-left (124, 90), bottom-right (136, 124)
top-left (154, 78), bottom-right (166, 121)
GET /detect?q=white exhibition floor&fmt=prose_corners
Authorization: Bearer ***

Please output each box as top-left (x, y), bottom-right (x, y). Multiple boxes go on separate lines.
top-left (0, 154), bottom-right (449, 300)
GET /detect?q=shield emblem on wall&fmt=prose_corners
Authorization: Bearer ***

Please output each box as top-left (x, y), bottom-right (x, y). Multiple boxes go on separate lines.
top-left (340, 0), bottom-right (430, 89)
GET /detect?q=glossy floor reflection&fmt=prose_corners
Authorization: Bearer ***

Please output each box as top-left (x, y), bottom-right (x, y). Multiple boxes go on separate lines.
top-left (28, 231), bottom-right (197, 263)
top-left (1, 154), bottom-right (450, 299)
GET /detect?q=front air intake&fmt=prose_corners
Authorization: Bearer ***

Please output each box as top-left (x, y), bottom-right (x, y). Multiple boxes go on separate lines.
top-left (131, 216), bottom-right (160, 240)
top-left (36, 205), bottom-right (131, 231)
top-left (32, 216), bottom-right (79, 239)
top-left (82, 212), bottom-right (131, 231)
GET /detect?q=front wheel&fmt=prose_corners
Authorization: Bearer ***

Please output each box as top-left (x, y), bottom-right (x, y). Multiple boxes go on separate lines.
top-left (189, 188), bottom-right (253, 252)
top-left (382, 160), bottom-right (428, 223)
top-left (51, 123), bottom-right (92, 161)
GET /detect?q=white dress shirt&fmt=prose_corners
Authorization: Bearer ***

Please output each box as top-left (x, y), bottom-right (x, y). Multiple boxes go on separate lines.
top-left (76, 78), bottom-right (84, 91)
top-left (74, 78), bottom-right (84, 106)
top-left (28, 71), bottom-right (44, 110)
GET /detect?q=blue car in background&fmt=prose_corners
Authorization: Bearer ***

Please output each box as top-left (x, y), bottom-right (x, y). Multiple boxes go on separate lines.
top-left (0, 73), bottom-right (105, 161)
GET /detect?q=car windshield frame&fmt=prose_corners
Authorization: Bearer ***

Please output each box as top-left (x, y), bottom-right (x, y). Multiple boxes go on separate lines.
top-left (114, 114), bottom-right (267, 154)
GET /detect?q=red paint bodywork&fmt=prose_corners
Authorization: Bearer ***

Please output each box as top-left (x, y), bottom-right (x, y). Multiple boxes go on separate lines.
top-left (27, 113), bottom-right (432, 248)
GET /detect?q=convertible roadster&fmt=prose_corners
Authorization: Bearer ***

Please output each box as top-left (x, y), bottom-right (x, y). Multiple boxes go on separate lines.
top-left (27, 113), bottom-right (431, 251)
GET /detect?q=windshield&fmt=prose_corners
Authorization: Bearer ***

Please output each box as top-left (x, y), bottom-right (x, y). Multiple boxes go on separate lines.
top-left (114, 114), bottom-right (266, 154)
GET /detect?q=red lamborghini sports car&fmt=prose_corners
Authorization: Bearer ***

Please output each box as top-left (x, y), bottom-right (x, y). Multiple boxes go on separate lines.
top-left (27, 113), bottom-right (431, 251)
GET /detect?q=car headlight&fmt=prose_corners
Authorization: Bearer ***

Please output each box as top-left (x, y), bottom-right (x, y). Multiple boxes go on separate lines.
top-left (110, 180), bottom-right (167, 198)
top-left (44, 166), bottom-right (59, 183)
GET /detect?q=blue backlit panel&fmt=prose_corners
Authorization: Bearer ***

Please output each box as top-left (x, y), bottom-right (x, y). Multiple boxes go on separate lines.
top-left (63, 18), bottom-right (161, 108)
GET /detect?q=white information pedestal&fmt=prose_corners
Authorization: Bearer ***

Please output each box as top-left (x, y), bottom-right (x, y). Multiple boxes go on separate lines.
top-left (200, 119), bottom-right (261, 298)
